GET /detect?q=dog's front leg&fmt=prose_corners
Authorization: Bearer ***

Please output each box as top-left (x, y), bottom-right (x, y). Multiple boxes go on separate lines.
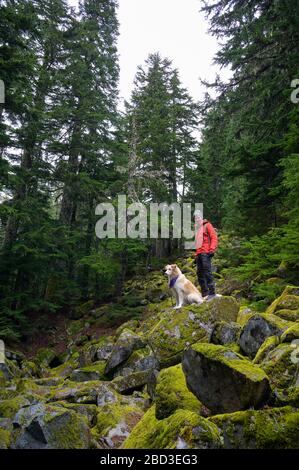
top-left (173, 292), bottom-right (184, 309)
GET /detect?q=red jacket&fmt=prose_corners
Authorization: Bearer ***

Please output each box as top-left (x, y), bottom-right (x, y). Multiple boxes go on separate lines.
top-left (195, 219), bottom-right (218, 255)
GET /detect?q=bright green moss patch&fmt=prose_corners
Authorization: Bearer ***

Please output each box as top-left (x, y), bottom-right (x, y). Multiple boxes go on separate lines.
top-left (155, 364), bottom-right (202, 419)
top-left (0, 396), bottom-right (29, 419)
top-left (0, 428), bottom-right (11, 449)
top-left (210, 406), bottom-right (299, 449)
top-left (123, 405), bottom-right (222, 449)
top-left (253, 336), bottom-right (280, 364)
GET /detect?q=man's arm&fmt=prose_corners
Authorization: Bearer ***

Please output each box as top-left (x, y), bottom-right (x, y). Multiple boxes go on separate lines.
top-left (207, 223), bottom-right (218, 252)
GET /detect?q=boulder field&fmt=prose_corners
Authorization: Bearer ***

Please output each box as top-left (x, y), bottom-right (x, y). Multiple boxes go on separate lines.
top-left (0, 256), bottom-right (298, 449)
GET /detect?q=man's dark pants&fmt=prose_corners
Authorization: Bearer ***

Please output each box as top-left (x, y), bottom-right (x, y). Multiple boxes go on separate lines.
top-left (196, 253), bottom-right (215, 297)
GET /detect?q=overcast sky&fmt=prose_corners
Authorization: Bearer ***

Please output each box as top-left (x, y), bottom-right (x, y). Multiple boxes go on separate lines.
top-left (68, 0), bottom-right (230, 106)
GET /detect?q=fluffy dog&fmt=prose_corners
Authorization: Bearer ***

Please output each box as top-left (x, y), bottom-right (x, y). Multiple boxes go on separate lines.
top-left (164, 264), bottom-right (203, 309)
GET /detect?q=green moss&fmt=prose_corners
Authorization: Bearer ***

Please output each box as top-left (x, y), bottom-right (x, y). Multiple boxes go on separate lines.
top-left (0, 396), bottom-right (29, 419)
top-left (281, 323), bottom-right (299, 343)
top-left (192, 343), bottom-right (269, 382)
top-left (210, 406), bottom-right (299, 449)
top-left (266, 286), bottom-right (299, 316)
top-left (0, 428), bottom-right (11, 449)
top-left (237, 306), bottom-right (255, 326)
top-left (112, 370), bottom-right (149, 394)
top-left (123, 405), bottom-right (222, 449)
top-left (0, 370), bottom-right (6, 387)
top-left (155, 364), bottom-right (202, 420)
top-left (273, 309), bottom-right (299, 322)
top-left (253, 336), bottom-right (280, 364)
top-left (260, 343), bottom-right (298, 389)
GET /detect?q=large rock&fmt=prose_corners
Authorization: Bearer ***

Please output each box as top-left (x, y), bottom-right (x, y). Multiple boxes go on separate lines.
top-left (266, 286), bottom-right (299, 319)
top-left (105, 329), bottom-right (146, 375)
top-left (210, 321), bottom-right (241, 346)
top-left (155, 364), bottom-right (202, 420)
top-left (112, 347), bottom-right (158, 378)
top-left (147, 296), bottom-right (239, 368)
top-left (239, 313), bottom-right (292, 358)
top-left (112, 371), bottom-right (150, 394)
top-left (210, 406), bottom-right (299, 449)
top-left (182, 343), bottom-right (271, 414)
top-left (12, 403), bottom-right (91, 449)
top-left (259, 343), bottom-right (299, 390)
top-left (70, 361), bottom-right (107, 382)
top-left (123, 405), bottom-right (222, 449)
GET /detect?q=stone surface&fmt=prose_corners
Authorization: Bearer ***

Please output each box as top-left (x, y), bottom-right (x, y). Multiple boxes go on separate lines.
top-left (105, 329), bottom-right (146, 375)
top-left (182, 343), bottom-right (271, 414)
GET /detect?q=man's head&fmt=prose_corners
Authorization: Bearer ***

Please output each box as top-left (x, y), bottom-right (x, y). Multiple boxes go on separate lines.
top-left (194, 209), bottom-right (203, 222)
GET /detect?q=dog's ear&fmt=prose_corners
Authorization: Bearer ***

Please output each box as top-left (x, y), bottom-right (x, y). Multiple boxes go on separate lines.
top-left (171, 264), bottom-right (177, 268)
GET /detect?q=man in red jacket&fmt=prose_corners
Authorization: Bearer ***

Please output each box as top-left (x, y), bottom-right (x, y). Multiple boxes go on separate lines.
top-left (194, 209), bottom-right (218, 301)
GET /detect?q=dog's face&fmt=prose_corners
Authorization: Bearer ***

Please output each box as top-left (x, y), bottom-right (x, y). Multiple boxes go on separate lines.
top-left (164, 264), bottom-right (180, 278)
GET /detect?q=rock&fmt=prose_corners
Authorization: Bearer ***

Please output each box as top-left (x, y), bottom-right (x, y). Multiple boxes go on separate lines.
top-left (48, 381), bottom-right (106, 405)
top-left (105, 329), bottom-right (146, 375)
top-left (146, 369), bottom-right (159, 401)
top-left (239, 313), bottom-right (292, 358)
top-left (35, 348), bottom-right (62, 369)
top-left (12, 403), bottom-right (91, 449)
top-left (0, 428), bottom-right (11, 449)
top-left (253, 336), bottom-right (280, 364)
top-left (210, 406), bottom-right (299, 449)
top-left (53, 402), bottom-right (98, 426)
top-left (123, 405), bottom-right (222, 449)
top-left (112, 371), bottom-right (150, 394)
top-left (147, 296), bottom-right (239, 368)
top-left (272, 309), bottom-right (299, 322)
top-left (0, 396), bottom-right (30, 419)
top-left (70, 361), bottom-right (107, 382)
top-left (266, 286), bottom-right (299, 317)
top-left (113, 347), bottom-right (158, 378)
top-left (259, 343), bottom-right (299, 390)
top-left (96, 383), bottom-right (118, 407)
top-left (236, 306), bottom-right (255, 326)
top-left (182, 343), bottom-right (271, 414)
top-left (281, 324), bottom-right (299, 343)
top-left (155, 364), bottom-right (202, 420)
top-left (210, 321), bottom-right (241, 346)
top-left (91, 396), bottom-right (144, 448)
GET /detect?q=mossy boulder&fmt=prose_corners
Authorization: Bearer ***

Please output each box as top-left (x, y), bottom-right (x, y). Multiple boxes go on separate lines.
top-left (281, 324), bottom-right (299, 343)
top-left (91, 399), bottom-right (144, 448)
top-left (259, 343), bottom-right (299, 389)
top-left (210, 406), bottom-right (299, 449)
top-left (70, 361), bottom-right (107, 382)
top-left (105, 329), bottom-right (146, 375)
top-left (113, 347), bottom-right (158, 378)
top-left (266, 286), bottom-right (299, 318)
top-left (155, 364), bottom-right (202, 420)
top-left (147, 296), bottom-right (239, 368)
top-left (0, 396), bottom-right (30, 419)
top-left (239, 313), bottom-right (292, 358)
top-left (0, 428), bottom-right (11, 448)
top-left (112, 370), bottom-right (150, 394)
top-left (47, 380), bottom-right (108, 405)
top-left (12, 403), bottom-right (91, 449)
top-left (237, 306), bottom-right (255, 327)
top-left (123, 405), bottom-right (222, 449)
top-left (182, 343), bottom-right (271, 414)
top-left (210, 321), bottom-right (241, 346)
top-left (253, 336), bottom-right (280, 364)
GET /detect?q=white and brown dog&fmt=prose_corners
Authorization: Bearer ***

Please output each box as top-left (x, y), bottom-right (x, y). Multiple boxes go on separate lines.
top-left (164, 264), bottom-right (203, 309)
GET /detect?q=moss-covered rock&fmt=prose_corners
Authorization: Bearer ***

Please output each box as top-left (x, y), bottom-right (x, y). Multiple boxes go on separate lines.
top-left (210, 406), bottom-right (299, 449)
top-left (112, 370), bottom-right (150, 394)
top-left (0, 396), bottom-right (30, 419)
top-left (281, 324), bottom-right (299, 343)
top-left (182, 343), bottom-right (271, 414)
top-left (123, 405), bottom-right (222, 449)
top-left (236, 306), bottom-right (255, 327)
top-left (210, 321), bottom-right (241, 346)
top-left (105, 329), bottom-right (146, 375)
top-left (0, 427), bottom-right (11, 448)
top-left (70, 361), bottom-right (107, 382)
top-left (47, 380), bottom-right (108, 405)
top-left (12, 403), bottom-right (91, 449)
top-left (155, 364), bottom-right (202, 420)
top-left (91, 399), bottom-right (144, 448)
top-left (266, 286), bottom-right (299, 317)
top-left (147, 296), bottom-right (239, 368)
top-left (259, 343), bottom-right (298, 389)
top-left (239, 313), bottom-right (292, 358)
top-left (113, 347), bottom-right (158, 378)
top-left (253, 336), bottom-right (280, 364)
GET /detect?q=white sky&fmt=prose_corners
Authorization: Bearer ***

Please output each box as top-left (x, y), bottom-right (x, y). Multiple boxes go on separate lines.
top-left (69, 0), bottom-right (231, 106)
